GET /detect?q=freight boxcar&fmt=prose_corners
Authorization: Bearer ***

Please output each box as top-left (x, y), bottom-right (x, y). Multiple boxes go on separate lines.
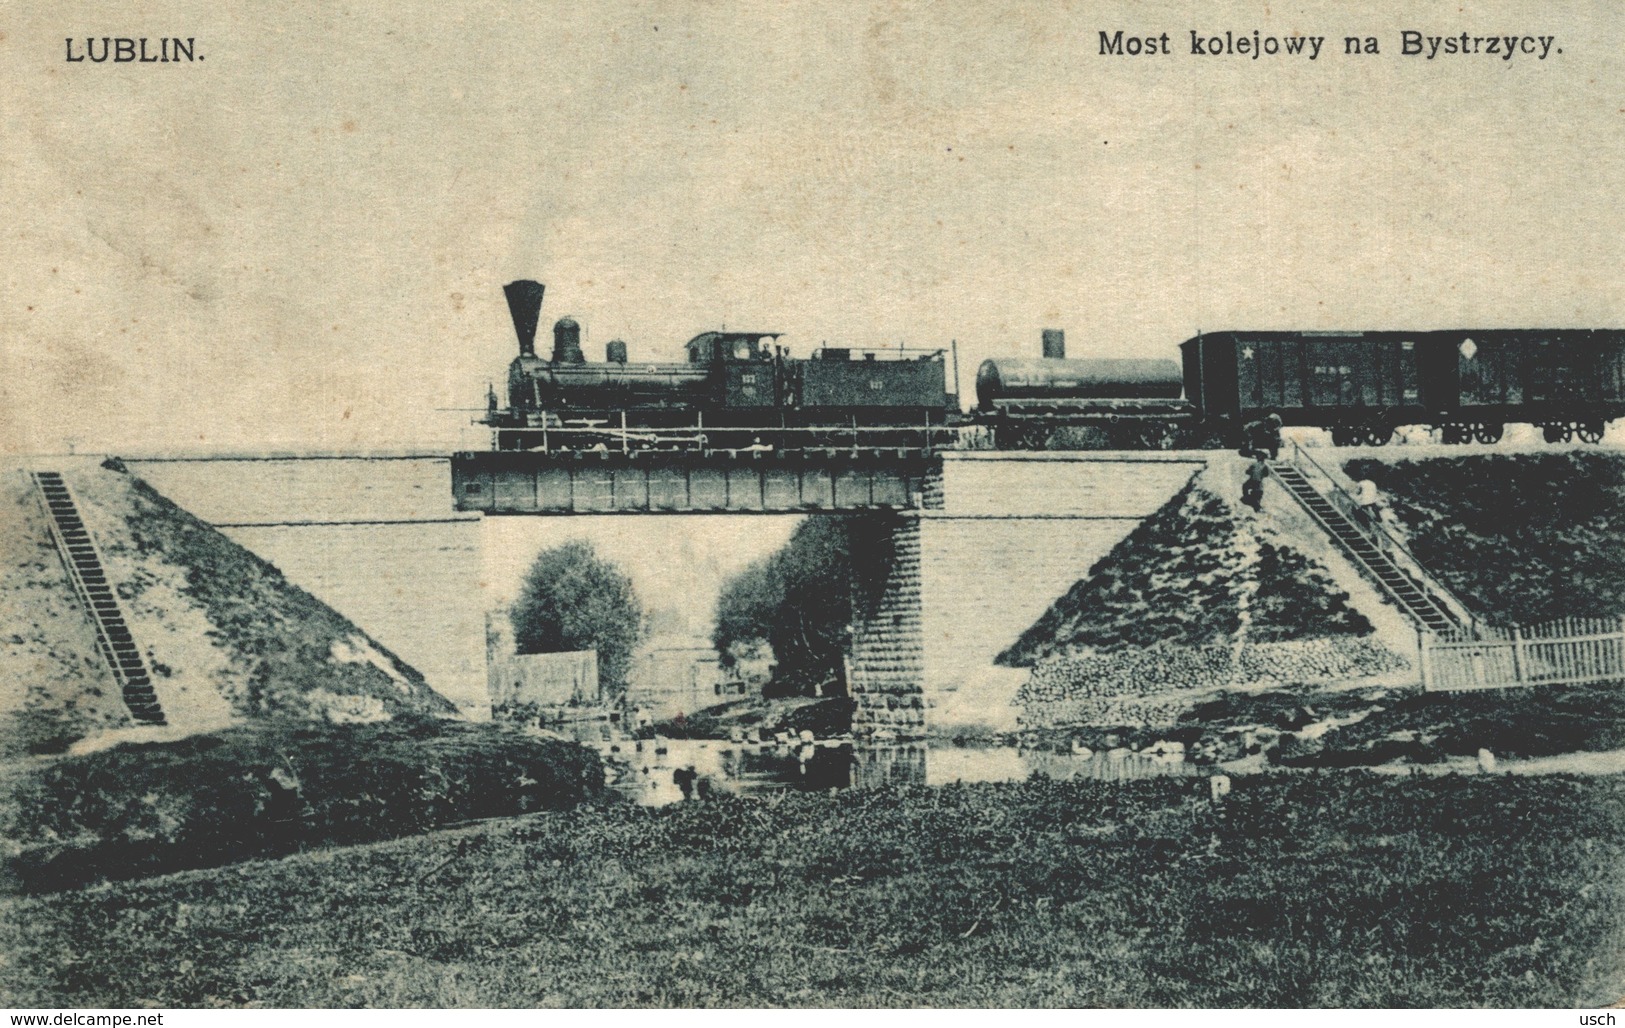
top-left (1436, 330), bottom-right (1625, 443)
top-left (1181, 329), bottom-right (1625, 445)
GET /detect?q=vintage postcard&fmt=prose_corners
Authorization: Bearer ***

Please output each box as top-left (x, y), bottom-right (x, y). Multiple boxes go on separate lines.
top-left (3, 0), bottom-right (1623, 1012)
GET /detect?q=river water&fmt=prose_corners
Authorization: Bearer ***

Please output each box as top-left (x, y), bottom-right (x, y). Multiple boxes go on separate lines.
top-left (581, 736), bottom-right (1203, 806)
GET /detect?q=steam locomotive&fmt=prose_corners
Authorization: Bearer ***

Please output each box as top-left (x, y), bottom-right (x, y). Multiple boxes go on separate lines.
top-left (485, 280), bottom-right (957, 453)
top-left (483, 280), bottom-right (1625, 452)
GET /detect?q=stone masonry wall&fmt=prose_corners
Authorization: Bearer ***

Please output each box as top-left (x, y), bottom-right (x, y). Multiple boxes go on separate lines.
top-left (847, 515), bottom-right (925, 733)
top-left (919, 455), bottom-right (1205, 729)
top-left (120, 452), bottom-right (1211, 730)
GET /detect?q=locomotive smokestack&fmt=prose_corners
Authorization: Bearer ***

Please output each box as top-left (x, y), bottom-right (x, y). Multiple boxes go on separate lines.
top-left (503, 280), bottom-right (545, 357)
top-left (1042, 329), bottom-right (1066, 360)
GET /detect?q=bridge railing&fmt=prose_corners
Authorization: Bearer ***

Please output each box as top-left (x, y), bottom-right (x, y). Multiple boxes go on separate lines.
top-left (491, 416), bottom-right (972, 458)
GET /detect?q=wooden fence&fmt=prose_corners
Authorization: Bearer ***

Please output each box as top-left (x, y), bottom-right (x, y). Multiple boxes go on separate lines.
top-left (1419, 615), bottom-right (1625, 692)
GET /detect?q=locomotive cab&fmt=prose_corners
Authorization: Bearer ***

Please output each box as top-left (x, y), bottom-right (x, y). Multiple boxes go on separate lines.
top-left (685, 331), bottom-right (783, 365)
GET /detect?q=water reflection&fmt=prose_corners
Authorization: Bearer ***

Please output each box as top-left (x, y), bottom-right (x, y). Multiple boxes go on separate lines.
top-left (581, 735), bottom-right (1202, 807)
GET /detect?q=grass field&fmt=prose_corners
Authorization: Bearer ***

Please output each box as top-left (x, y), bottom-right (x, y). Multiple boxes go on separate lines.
top-left (3, 772), bottom-right (1622, 1007)
top-left (0, 717), bottom-right (603, 893)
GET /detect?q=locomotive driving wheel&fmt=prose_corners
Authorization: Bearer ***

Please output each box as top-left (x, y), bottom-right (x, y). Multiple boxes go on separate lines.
top-left (1577, 422), bottom-right (1605, 444)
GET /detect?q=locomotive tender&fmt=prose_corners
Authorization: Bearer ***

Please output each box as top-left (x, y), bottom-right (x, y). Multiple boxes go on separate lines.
top-left (483, 280), bottom-right (1625, 452)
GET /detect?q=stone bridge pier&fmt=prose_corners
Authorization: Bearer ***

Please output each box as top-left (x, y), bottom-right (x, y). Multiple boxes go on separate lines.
top-left (846, 514), bottom-right (926, 731)
top-left (845, 453), bottom-right (1208, 734)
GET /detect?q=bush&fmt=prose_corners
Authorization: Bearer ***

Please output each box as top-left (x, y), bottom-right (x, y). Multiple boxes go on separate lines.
top-left (511, 541), bottom-right (643, 697)
top-left (713, 519), bottom-right (852, 697)
top-left (0, 717), bottom-right (604, 892)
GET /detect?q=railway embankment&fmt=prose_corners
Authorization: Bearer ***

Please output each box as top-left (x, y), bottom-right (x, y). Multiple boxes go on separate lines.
top-left (1001, 473), bottom-right (1411, 731)
top-left (0, 458), bottom-right (610, 893)
top-left (0, 458), bottom-right (459, 757)
top-left (1001, 448), bottom-right (1625, 771)
top-left (1343, 450), bottom-right (1625, 625)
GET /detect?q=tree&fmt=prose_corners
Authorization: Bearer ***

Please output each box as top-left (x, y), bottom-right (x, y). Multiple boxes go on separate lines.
top-left (712, 518), bottom-right (851, 697)
top-left (510, 541), bottom-right (644, 697)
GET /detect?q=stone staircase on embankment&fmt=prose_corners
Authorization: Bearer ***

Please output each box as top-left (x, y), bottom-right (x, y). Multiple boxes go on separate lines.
top-left (1266, 456), bottom-right (1464, 636)
top-left (31, 470), bottom-right (167, 725)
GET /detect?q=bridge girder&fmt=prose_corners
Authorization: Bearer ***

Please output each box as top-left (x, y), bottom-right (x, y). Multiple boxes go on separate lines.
top-left (452, 451), bottom-right (940, 515)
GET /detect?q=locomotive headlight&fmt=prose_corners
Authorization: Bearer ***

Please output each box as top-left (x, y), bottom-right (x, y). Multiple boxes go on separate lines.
top-left (1459, 338), bottom-right (1477, 360)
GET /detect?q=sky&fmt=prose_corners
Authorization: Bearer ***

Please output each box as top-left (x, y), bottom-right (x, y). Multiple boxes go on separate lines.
top-left (5, 1), bottom-right (1624, 455)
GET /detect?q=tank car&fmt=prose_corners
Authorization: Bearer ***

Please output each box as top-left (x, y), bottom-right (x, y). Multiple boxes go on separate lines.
top-left (973, 330), bottom-right (1200, 449)
top-left (975, 357), bottom-right (1185, 407)
top-left (485, 280), bottom-right (956, 453)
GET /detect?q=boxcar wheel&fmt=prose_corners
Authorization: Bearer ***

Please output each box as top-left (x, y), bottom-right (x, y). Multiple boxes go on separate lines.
top-left (1474, 423), bottom-right (1504, 444)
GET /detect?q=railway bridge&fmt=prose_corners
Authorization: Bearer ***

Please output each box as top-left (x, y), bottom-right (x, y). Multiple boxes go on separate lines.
top-left (126, 448), bottom-right (1211, 731)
